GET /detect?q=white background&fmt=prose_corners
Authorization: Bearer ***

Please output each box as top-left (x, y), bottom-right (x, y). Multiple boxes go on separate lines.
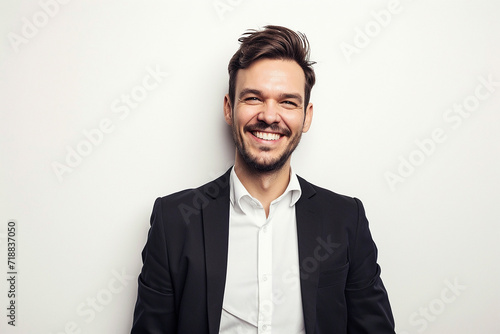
top-left (1, 0), bottom-right (499, 333)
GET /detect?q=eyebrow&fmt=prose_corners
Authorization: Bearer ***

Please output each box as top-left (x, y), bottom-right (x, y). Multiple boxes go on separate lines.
top-left (238, 89), bottom-right (303, 104)
top-left (238, 88), bottom-right (263, 99)
top-left (279, 93), bottom-right (303, 104)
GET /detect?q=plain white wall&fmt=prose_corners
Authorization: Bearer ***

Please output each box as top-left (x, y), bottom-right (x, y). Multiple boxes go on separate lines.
top-left (1, 1), bottom-right (499, 333)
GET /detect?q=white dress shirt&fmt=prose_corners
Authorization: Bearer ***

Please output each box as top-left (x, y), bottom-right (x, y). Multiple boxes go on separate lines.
top-left (219, 167), bottom-right (305, 334)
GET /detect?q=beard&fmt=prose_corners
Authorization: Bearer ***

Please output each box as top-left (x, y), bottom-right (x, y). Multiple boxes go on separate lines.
top-left (231, 120), bottom-right (303, 173)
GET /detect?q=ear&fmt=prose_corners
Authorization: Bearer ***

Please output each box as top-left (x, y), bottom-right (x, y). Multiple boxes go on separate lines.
top-left (223, 94), bottom-right (233, 126)
top-left (302, 103), bottom-right (313, 133)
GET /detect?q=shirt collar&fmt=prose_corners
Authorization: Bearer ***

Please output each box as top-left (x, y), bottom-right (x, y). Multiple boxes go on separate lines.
top-left (229, 166), bottom-right (302, 210)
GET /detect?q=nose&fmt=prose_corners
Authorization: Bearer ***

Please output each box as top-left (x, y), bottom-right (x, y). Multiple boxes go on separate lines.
top-left (257, 100), bottom-right (281, 124)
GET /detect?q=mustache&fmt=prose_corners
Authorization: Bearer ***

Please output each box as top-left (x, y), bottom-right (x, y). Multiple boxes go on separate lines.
top-left (244, 122), bottom-right (291, 136)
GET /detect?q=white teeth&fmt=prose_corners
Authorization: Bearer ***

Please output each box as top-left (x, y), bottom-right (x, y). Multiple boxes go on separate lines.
top-left (253, 131), bottom-right (280, 141)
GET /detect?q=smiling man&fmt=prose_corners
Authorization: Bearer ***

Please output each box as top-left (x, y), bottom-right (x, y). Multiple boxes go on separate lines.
top-left (131, 25), bottom-right (395, 334)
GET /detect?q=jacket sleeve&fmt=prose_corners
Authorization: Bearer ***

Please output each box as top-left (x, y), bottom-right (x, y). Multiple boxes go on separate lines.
top-left (131, 198), bottom-right (177, 334)
top-left (345, 198), bottom-right (395, 333)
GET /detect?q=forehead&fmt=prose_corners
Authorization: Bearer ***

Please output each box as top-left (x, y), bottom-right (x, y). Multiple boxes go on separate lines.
top-left (235, 59), bottom-right (306, 96)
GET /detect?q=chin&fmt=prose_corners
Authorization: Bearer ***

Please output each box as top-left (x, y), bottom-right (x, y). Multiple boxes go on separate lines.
top-left (242, 153), bottom-right (290, 173)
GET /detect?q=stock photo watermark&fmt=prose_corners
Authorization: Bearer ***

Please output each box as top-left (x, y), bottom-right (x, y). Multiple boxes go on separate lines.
top-left (300, 235), bottom-right (341, 280)
top-left (340, 0), bottom-right (403, 64)
top-left (5, 221), bottom-right (18, 327)
top-left (399, 277), bottom-right (466, 333)
top-left (51, 64), bottom-right (169, 183)
top-left (385, 74), bottom-right (499, 191)
top-left (177, 175), bottom-right (230, 224)
top-left (48, 268), bottom-right (134, 334)
top-left (7, 0), bottom-right (73, 53)
top-left (230, 235), bottom-right (341, 333)
top-left (213, 0), bottom-right (243, 21)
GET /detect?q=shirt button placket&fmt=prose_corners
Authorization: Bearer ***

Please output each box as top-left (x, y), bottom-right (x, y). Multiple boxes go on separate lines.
top-left (258, 219), bottom-right (272, 334)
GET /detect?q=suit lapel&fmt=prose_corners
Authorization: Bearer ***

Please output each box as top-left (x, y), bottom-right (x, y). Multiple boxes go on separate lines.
top-left (296, 177), bottom-right (320, 334)
top-left (202, 170), bottom-right (231, 334)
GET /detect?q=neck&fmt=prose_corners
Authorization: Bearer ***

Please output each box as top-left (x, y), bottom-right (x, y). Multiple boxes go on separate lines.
top-left (233, 154), bottom-right (291, 216)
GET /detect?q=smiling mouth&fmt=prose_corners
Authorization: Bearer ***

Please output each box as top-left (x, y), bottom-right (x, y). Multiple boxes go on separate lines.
top-left (252, 131), bottom-right (281, 141)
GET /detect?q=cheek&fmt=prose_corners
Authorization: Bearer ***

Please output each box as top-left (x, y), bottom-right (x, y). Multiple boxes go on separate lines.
top-left (283, 114), bottom-right (305, 131)
top-left (234, 108), bottom-right (255, 126)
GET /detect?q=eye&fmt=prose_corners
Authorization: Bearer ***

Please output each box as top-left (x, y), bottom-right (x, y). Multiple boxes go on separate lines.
top-left (281, 100), bottom-right (299, 109)
top-left (242, 97), bottom-right (262, 105)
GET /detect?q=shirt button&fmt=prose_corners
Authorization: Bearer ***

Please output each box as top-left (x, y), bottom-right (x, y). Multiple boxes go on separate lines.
top-left (262, 275), bottom-right (268, 281)
top-left (262, 325), bottom-right (268, 331)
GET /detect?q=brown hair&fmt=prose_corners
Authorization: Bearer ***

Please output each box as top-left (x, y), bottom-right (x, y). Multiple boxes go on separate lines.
top-left (228, 25), bottom-right (316, 111)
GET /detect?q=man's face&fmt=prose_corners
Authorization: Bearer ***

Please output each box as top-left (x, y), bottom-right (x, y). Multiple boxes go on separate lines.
top-left (224, 58), bottom-right (313, 173)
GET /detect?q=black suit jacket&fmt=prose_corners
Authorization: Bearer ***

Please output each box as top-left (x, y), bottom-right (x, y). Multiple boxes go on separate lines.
top-left (132, 170), bottom-right (395, 333)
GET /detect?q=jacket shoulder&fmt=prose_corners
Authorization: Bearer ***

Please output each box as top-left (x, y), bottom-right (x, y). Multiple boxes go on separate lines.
top-left (155, 170), bottom-right (231, 214)
top-left (297, 175), bottom-right (360, 209)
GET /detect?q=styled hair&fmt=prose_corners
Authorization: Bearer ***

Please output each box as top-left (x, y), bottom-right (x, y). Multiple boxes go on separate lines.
top-left (228, 25), bottom-right (316, 111)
